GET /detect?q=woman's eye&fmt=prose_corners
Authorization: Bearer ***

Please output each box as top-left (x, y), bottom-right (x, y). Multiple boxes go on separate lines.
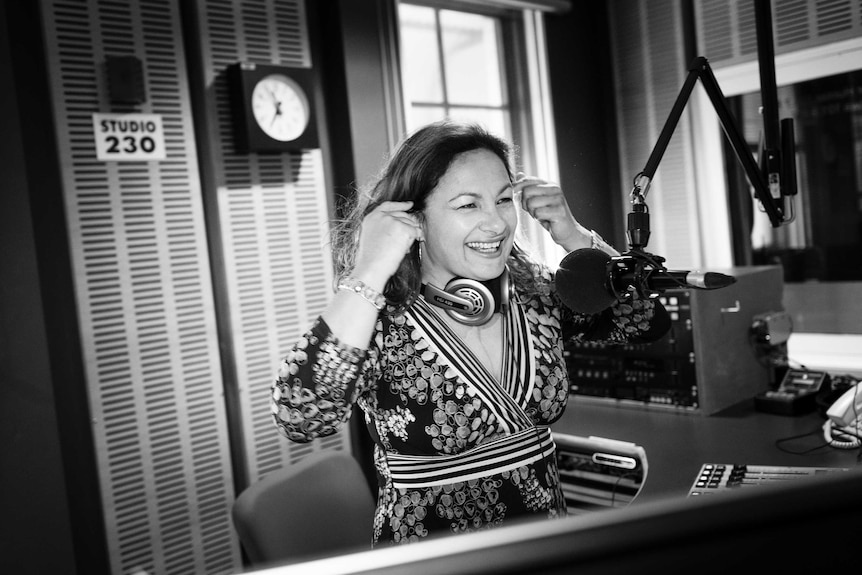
top-left (498, 197), bottom-right (514, 205)
top-left (456, 202), bottom-right (476, 210)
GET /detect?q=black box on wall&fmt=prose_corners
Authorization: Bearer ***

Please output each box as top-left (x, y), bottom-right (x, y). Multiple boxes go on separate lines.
top-left (566, 266), bottom-right (784, 415)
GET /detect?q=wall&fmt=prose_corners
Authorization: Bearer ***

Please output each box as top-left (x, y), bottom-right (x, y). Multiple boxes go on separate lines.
top-left (0, 2), bottom-right (77, 571)
top-left (544, 1), bottom-right (622, 244)
top-left (0, 0), bottom-right (401, 573)
top-left (1, 0), bottom-right (108, 573)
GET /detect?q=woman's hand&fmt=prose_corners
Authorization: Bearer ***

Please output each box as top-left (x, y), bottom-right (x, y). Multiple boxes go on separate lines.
top-left (353, 201), bottom-right (423, 287)
top-left (513, 173), bottom-right (591, 252)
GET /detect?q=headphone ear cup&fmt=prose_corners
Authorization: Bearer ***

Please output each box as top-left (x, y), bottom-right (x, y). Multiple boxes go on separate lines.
top-left (444, 278), bottom-right (495, 326)
top-left (499, 266), bottom-right (512, 313)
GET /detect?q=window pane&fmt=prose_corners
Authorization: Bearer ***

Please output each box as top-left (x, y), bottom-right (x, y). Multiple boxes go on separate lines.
top-left (406, 105), bottom-right (447, 133)
top-left (398, 4), bottom-right (444, 104)
top-left (447, 108), bottom-right (507, 140)
top-left (440, 10), bottom-right (504, 106)
top-left (733, 69), bottom-right (862, 282)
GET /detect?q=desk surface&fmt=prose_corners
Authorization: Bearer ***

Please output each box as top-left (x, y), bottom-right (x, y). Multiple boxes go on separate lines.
top-left (553, 397), bottom-right (860, 503)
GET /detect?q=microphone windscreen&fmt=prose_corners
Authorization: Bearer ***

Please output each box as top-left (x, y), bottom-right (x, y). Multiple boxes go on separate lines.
top-left (702, 272), bottom-right (736, 289)
top-left (555, 248), bottom-right (616, 314)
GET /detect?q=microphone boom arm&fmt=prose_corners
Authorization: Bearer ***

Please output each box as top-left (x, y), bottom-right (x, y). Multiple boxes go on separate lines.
top-left (629, 0), bottom-right (794, 248)
top-left (632, 57), bottom-right (784, 229)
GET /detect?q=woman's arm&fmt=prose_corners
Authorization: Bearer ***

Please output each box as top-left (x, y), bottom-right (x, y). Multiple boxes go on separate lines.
top-left (271, 317), bottom-right (373, 443)
top-left (324, 200), bottom-right (422, 347)
top-left (564, 288), bottom-right (672, 345)
top-left (513, 172), bottom-right (618, 256)
top-left (271, 200), bottom-right (420, 443)
top-left (514, 173), bottom-right (670, 344)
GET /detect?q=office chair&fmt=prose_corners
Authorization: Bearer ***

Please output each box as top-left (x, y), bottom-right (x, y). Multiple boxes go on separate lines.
top-left (232, 450), bottom-right (376, 567)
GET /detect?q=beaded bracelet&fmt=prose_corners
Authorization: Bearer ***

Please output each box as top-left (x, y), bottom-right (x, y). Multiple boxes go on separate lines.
top-left (337, 277), bottom-right (386, 310)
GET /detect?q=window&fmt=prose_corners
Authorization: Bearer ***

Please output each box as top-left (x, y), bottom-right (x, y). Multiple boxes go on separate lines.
top-left (398, 4), bottom-right (509, 137)
top-left (712, 41), bottom-right (862, 338)
top-left (729, 70), bottom-right (862, 283)
top-left (609, 1), bottom-right (862, 369)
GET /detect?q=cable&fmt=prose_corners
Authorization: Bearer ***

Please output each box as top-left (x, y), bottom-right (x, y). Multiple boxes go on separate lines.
top-left (774, 427), bottom-right (833, 455)
top-left (823, 419), bottom-right (862, 450)
top-left (823, 383), bottom-right (862, 450)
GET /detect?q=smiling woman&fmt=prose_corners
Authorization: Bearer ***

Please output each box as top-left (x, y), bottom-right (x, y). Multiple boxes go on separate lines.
top-left (269, 120), bottom-right (671, 548)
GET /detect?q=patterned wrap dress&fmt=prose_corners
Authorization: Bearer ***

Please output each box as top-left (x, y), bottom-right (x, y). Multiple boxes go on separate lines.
top-left (270, 265), bottom-right (667, 546)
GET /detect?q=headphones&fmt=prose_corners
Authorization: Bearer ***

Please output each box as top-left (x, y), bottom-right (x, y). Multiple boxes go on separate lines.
top-left (421, 268), bottom-right (512, 326)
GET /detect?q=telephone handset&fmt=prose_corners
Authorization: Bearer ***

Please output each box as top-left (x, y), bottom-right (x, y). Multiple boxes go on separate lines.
top-left (823, 384), bottom-right (862, 449)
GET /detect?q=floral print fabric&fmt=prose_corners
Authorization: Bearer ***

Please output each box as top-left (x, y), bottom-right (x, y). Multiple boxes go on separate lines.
top-left (271, 266), bottom-right (664, 546)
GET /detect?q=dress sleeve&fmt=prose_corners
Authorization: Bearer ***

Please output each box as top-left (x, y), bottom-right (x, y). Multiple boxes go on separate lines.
top-left (270, 316), bottom-right (371, 443)
top-left (551, 267), bottom-right (672, 345)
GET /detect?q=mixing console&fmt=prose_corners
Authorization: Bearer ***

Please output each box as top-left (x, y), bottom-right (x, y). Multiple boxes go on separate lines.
top-left (688, 463), bottom-right (848, 496)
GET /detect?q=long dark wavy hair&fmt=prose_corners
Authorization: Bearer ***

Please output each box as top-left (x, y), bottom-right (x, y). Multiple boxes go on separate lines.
top-left (331, 120), bottom-right (544, 312)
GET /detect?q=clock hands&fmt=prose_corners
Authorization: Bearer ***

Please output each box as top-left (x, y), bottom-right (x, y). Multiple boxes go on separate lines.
top-left (267, 87), bottom-right (283, 126)
top-left (249, 74), bottom-right (307, 143)
top-left (271, 101), bottom-right (282, 126)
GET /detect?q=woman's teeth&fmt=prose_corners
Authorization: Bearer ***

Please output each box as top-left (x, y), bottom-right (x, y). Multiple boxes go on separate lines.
top-left (467, 241), bottom-right (501, 253)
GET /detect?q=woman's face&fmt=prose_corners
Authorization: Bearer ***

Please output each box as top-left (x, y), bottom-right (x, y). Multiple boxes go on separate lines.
top-left (419, 148), bottom-right (517, 287)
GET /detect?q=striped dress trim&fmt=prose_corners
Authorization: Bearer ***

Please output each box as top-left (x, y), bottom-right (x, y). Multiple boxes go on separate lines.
top-left (386, 427), bottom-right (556, 488)
top-left (501, 294), bottom-right (536, 406)
top-left (408, 297), bottom-right (536, 434)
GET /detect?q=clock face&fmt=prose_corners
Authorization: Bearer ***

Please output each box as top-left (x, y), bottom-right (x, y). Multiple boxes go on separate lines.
top-left (250, 74), bottom-right (310, 142)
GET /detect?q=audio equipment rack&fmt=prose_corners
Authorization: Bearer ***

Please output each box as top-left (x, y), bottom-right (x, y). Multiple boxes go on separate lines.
top-left (565, 266), bottom-right (784, 415)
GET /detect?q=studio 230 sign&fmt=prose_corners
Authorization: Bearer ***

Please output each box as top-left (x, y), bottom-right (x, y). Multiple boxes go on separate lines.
top-left (92, 113), bottom-right (166, 161)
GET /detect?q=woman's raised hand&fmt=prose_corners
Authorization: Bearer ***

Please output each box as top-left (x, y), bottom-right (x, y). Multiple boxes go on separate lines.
top-left (353, 201), bottom-right (424, 286)
top-left (513, 173), bottom-right (591, 252)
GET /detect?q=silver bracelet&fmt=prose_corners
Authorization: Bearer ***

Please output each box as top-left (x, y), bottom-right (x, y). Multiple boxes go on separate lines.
top-left (589, 229), bottom-right (604, 250)
top-left (337, 277), bottom-right (386, 310)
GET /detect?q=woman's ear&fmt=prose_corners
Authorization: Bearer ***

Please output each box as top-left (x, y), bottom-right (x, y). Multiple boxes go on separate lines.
top-left (415, 215), bottom-right (426, 243)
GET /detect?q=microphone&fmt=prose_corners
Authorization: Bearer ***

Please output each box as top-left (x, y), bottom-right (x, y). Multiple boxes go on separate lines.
top-left (555, 248), bottom-right (736, 314)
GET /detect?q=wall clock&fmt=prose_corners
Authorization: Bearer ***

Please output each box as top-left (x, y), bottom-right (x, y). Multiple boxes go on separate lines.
top-left (229, 62), bottom-right (319, 153)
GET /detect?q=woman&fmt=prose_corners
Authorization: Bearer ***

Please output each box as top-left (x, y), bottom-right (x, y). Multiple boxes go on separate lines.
top-left (271, 121), bottom-right (668, 546)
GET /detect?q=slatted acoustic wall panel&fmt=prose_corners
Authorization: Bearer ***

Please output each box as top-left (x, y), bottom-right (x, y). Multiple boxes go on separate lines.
top-left (607, 0), bottom-right (702, 268)
top-left (696, 0), bottom-right (862, 67)
top-left (40, 0), bottom-right (240, 573)
top-left (188, 0), bottom-right (349, 486)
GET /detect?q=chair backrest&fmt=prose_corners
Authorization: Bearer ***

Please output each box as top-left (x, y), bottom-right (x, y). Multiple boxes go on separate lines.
top-left (232, 450), bottom-right (376, 567)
